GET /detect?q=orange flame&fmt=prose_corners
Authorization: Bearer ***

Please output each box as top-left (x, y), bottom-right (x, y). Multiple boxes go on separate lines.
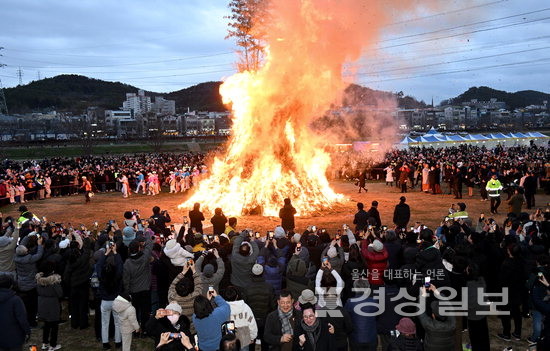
top-left (179, 0), bottom-right (422, 216)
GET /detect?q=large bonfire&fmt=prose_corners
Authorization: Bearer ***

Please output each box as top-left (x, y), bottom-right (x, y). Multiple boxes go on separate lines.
top-left (179, 0), bottom-right (409, 216)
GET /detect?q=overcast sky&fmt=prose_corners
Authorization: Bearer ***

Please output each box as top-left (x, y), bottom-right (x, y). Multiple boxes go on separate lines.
top-left (0, 0), bottom-right (548, 104)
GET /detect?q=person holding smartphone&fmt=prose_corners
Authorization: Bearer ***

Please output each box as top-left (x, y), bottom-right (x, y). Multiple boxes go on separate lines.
top-left (167, 258), bottom-right (203, 326)
top-left (146, 303), bottom-right (193, 351)
top-left (193, 288), bottom-right (231, 351)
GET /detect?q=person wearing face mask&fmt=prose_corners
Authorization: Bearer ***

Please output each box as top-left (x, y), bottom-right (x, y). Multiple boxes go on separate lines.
top-left (145, 303), bottom-right (193, 351)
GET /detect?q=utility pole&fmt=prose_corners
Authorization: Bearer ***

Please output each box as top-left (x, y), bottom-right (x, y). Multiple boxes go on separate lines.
top-left (17, 66), bottom-right (23, 85)
top-left (37, 71), bottom-right (41, 80)
top-left (0, 79), bottom-right (8, 115)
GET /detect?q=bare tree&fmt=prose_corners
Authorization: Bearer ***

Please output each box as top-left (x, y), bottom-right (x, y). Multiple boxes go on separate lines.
top-left (225, 0), bottom-right (266, 72)
top-left (148, 116), bottom-right (165, 153)
top-left (65, 117), bottom-right (95, 156)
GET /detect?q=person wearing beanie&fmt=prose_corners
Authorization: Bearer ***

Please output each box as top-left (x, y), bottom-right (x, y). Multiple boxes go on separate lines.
top-left (393, 196), bottom-right (411, 229)
top-left (244, 262), bottom-right (275, 347)
top-left (286, 250), bottom-right (315, 301)
top-left (196, 248), bottom-right (225, 295)
top-left (0, 274), bottom-right (30, 351)
top-left (112, 293), bottom-right (140, 351)
top-left (230, 230), bottom-right (259, 290)
top-left (145, 302), bottom-right (192, 350)
top-left (14, 234), bottom-right (44, 328)
top-left (360, 238), bottom-right (388, 287)
top-left (123, 232), bottom-right (154, 334)
top-left (273, 226), bottom-right (286, 239)
top-left (321, 240), bottom-right (344, 274)
top-left (387, 317), bottom-right (423, 350)
top-left (122, 226), bottom-right (136, 246)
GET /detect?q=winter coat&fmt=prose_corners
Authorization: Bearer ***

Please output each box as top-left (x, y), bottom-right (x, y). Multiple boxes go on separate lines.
top-left (499, 257), bottom-right (527, 305)
top-left (353, 210), bottom-right (369, 232)
top-left (145, 314), bottom-right (192, 351)
top-left (393, 203), bottom-right (411, 228)
top-left (14, 244), bottom-right (44, 291)
top-left (418, 312), bottom-right (455, 351)
top-left (0, 288), bottom-right (30, 349)
top-left (387, 335), bottom-right (424, 351)
top-left (196, 255), bottom-right (225, 295)
top-left (507, 194), bottom-right (524, 215)
top-left (263, 308), bottom-right (301, 351)
top-left (188, 209), bottom-right (205, 234)
top-left (243, 275), bottom-right (275, 328)
top-left (168, 271), bottom-right (203, 324)
top-left (63, 240), bottom-right (93, 288)
top-left (210, 214), bottom-right (227, 235)
top-left (112, 295), bottom-right (140, 334)
top-left (344, 295), bottom-right (378, 344)
top-left (286, 255), bottom-right (315, 301)
top-left (292, 318), bottom-right (335, 351)
top-left (96, 252), bottom-right (124, 301)
top-left (361, 241), bottom-right (388, 286)
top-left (230, 231), bottom-right (259, 288)
top-left (415, 245), bottom-right (449, 288)
top-left (163, 240), bottom-right (193, 267)
top-left (123, 234), bottom-right (154, 293)
top-left (227, 299), bottom-right (258, 346)
top-left (367, 207), bottom-right (382, 228)
top-left (324, 306), bottom-right (354, 348)
top-left (36, 273), bottom-right (63, 322)
top-left (279, 204), bottom-right (297, 231)
top-left (0, 227), bottom-right (19, 273)
top-left (193, 295), bottom-right (231, 351)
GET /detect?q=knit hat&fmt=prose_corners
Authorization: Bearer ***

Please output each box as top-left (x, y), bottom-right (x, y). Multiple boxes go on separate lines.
top-left (298, 289), bottom-right (317, 305)
top-left (369, 239), bottom-right (384, 253)
top-left (203, 264), bottom-right (215, 278)
top-left (165, 303), bottom-right (182, 315)
top-left (15, 245), bottom-right (28, 256)
top-left (274, 226), bottom-right (286, 239)
top-left (292, 233), bottom-right (301, 243)
top-left (327, 246), bottom-right (337, 258)
top-left (122, 226), bottom-right (136, 245)
top-left (395, 317), bottom-right (416, 334)
top-left (252, 263), bottom-right (264, 276)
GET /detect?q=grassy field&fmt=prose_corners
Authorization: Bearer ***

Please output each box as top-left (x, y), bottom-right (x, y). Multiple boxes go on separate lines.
top-left (0, 140), bottom-right (228, 159)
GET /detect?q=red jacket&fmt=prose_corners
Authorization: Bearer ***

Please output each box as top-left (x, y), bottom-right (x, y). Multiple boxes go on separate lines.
top-left (361, 240), bottom-right (388, 286)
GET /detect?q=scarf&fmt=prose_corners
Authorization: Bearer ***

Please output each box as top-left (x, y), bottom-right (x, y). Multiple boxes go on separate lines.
top-left (278, 308), bottom-right (294, 336)
top-left (301, 319), bottom-right (321, 351)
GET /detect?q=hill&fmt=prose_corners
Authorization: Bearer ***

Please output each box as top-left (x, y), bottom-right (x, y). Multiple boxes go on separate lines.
top-left (441, 86), bottom-right (550, 110)
top-left (3, 75), bottom-right (226, 114)
top-left (4, 75), bottom-right (144, 113)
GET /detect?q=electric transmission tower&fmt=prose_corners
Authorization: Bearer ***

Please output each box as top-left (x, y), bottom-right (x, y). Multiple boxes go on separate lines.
top-left (17, 66), bottom-right (23, 85)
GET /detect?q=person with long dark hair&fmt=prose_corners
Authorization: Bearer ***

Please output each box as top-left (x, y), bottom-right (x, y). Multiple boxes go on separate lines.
top-left (192, 288), bottom-right (230, 351)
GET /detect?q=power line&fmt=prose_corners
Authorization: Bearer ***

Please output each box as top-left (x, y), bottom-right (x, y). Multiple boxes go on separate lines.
top-left (16, 67), bottom-right (23, 85)
top-left (352, 46), bottom-right (550, 76)
top-left (359, 57), bottom-right (550, 84)
top-left (381, 7), bottom-right (550, 43)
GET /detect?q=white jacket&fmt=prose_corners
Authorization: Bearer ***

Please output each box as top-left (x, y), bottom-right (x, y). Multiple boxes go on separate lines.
top-left (227, 300), bottom-right (258, 345)
top-left (112, 295), bottom-right (140, 334)
top-left (163, 239), bottom-right (193, 266)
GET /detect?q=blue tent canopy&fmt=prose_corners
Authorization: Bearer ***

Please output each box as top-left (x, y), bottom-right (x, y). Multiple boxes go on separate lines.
top-left (399, 136), bottom-right (418, 144)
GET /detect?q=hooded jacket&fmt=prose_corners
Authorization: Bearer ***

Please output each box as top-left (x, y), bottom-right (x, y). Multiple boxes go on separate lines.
top-left (0, 288), bottom-right (30, 349)
top-left (0, 227), bottom-right (19, 273)
top-left (14, 244), bottom-right (44, 291)
top-left (163, 239), bottom-right (194, 266)
top-left (123, 233), bottom-right (154, 293)
top-left (230, 231), bottom-right (259, 288)
top-left (112, 295), bottom-right (140, 334)
top-left (227, 299), bottom-right (258, 346)
top-left (36, 273), bottom-right (63, 322)
top-left (286, 255), bottom-right (314, 300)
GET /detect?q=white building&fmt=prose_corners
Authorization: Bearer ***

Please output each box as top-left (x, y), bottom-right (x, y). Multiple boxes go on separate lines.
top-left (122, 89), bottom-right (151, 116)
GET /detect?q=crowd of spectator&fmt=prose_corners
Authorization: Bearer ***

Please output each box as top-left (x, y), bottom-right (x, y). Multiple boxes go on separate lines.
top-left (0, 191), bottom-right (548, 351)
top-left (0, 153), bottom-right (207, 205)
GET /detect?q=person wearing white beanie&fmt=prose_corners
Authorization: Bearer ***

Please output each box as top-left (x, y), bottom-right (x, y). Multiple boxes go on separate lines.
top-left (321, 240), bottom-right (344, 274)
top-left (163, 239), bottom-right (193, 266)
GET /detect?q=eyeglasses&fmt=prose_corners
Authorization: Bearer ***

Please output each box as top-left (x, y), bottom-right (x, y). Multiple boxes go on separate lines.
top-left (303, 314), bottom-right (315, 320)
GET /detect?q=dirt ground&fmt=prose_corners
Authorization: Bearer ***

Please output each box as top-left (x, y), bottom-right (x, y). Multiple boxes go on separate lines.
top-left (4, 180), bottom-right (548, 350)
